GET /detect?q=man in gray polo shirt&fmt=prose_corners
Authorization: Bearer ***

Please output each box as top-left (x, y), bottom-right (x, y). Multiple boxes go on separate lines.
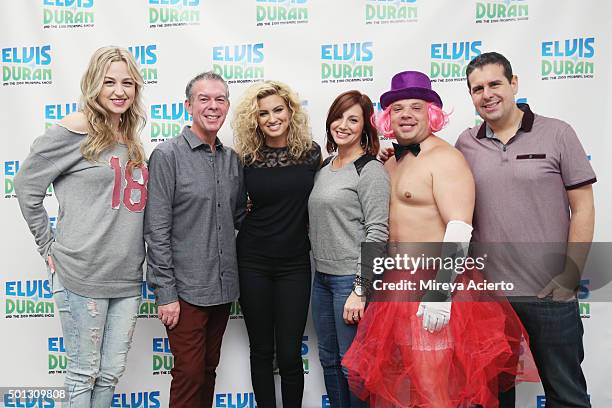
top-left (145, 71), bottom-right (246, 408)
top-left (456, 52), bottom-right (595, 408)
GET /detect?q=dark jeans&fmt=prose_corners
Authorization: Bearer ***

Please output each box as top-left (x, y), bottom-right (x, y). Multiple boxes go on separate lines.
top-left (311, 272), bottom-right (368, 408)
top-left (239, 253), bottom-right (311, 408)
top-left (167, 299), bottom-right (231, 408)
top-left (499, 298), bottom-right (590, 408)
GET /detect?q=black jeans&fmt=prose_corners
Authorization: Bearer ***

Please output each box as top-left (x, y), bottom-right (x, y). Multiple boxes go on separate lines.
top-left (499, 298), bottom-right (590, 408)
top-left (238, 253), bottom-right (311, 408)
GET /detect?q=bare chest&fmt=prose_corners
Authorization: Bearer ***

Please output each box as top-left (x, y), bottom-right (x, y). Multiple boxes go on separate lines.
top-left (389, 159), bottom-right (435, 207)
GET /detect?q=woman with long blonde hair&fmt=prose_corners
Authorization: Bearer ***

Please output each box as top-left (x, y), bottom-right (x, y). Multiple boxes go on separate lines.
top-left (15, 46), bottom-right (148, 407)
top-left (232, 80), bottom-right (321, 407)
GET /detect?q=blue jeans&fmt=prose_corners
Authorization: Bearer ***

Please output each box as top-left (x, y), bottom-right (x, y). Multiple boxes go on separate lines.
top-left (52, 273), bottom-right (140, 408)
top-left (312, 272), bottom-right (367, 408)
top-left (499, 298), bottom-right (590, 408)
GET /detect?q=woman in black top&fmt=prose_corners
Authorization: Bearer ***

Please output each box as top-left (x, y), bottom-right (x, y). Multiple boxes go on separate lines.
top-left (232, 80), bottom-right (321, 408)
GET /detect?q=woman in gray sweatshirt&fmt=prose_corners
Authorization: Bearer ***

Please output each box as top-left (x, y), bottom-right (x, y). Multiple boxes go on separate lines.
top-left (14, 46), bottom-right (148, 407)
top-left (308, 90), bottom-right (390, 407)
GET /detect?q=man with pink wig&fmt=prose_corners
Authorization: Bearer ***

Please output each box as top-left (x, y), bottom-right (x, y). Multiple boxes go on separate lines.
top-left (343, 71), bottom-right (537, 407)
top-left (376, 71), bottom-right (470, 253)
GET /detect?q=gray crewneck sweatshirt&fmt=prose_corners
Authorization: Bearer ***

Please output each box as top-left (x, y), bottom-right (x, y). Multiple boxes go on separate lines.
top-left (14, 125), bottom-right (147, 298)
top-left (308, 155), bottom-right (389, 276)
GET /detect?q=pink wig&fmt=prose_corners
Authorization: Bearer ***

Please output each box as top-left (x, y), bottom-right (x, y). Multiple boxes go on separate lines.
top-left (373, 103), bottom-right (450, 138)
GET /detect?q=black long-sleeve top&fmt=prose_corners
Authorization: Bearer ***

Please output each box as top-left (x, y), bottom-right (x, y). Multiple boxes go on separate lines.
top-left (237, 142), bottom-right (321, 259)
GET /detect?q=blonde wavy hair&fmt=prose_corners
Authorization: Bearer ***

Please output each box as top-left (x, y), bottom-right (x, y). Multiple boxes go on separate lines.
top-left (79, 46), bottom-right (146, 168)
top-left (232, 80), bottom-right (312, 165)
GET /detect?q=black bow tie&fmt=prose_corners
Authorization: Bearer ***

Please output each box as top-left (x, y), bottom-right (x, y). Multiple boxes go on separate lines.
top-left (393, 142), bottom-right (421, 160)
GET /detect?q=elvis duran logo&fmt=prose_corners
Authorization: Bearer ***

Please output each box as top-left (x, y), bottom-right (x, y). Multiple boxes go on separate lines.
top-left (128, 45), bottom-right (159, 84)
top-left (475, 109), bottom-right (482, 127)
top-left (149, 102), bottom-right (191, 142)
top-left (2, 395), bottom-right (56, 408)
top-left (372, 100), bottom-right (383, 112)
top-left (2, 45), bottom-right (52, 86)
top-left (230, 300), bottom-right (244, 320)
top-left (541, 37), bottom-right (594, 80)
top-left (148, 0), bottom-right (200, 28)
top-left (537, 394), bottom-right (590, 408)
top-left (45, 102), bottom-right (78, 128)
top-left (48, 336), bottom-right (67, 375)
top-left (215, 393), bottom-right (257, 408)
top-left (578, 279), bottom-right (591, 319)
top-left (3, 160), bottom-right (54, 199)
top-left (320, 42), bottom-right (374, 84)
top-left (475, 0), bottom-right (528, 23)
top-left (3, 160), bottom-right (20, 199)
top-left (5, 279), bottom-right (54, 318)
top-left (430, 41), bottom-right (482, 83)
top-left (152, 337), bottom-right (173, 375)
top-left (256, 0), bottom-right (308, 26)
top-left (111, 391), bottom-right (161, 408)
top-left (49, 216), bottom-right (57, 230)
top-left (138, 281), bottom-right (158, 317)
top-left (42, 0), bottom-right (95, 29)
top-left (212, 43), bottom-right (265, 84)
top-left (365, 0), bottom-right (417, 25)
top-left (301, 335), bottom-right (310, 374)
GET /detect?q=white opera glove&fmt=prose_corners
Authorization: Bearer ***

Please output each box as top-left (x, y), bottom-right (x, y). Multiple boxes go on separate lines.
top-left (415, 220), bottom-right (470, 333)
top-left (416, 301), bottom-right (452, 333)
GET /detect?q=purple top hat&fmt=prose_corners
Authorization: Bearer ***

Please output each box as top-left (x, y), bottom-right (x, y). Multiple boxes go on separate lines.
top-left (380, 71), bottom-right (443, 109)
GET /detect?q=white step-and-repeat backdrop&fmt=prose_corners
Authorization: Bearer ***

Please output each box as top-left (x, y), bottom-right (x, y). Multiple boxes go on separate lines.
top-left (1, 1), bottom-right (610, 407)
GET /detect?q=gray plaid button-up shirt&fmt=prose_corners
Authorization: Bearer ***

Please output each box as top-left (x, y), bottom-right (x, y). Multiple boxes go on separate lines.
top-left (145, 126), bottom-right (246, 307)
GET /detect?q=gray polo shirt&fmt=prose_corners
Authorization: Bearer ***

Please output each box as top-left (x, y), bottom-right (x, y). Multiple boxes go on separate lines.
top-left (144, 126), bottom-right (246, 307)
top-left (456, 104), bottom-right (596, 295)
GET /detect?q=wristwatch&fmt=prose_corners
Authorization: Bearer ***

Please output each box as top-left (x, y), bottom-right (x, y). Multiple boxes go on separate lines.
top-left (352, 283), bottom-right (365, 297)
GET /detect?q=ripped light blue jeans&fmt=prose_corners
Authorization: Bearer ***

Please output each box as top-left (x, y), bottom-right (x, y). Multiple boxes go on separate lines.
top-left (52, 274), bottom-right (140, 408)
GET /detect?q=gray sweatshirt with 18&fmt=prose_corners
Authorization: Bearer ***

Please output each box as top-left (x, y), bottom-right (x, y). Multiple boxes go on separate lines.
top-left (14, 125), bottom-right (147, 298)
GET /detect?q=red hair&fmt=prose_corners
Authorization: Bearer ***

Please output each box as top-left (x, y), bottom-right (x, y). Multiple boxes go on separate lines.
top-left (374, 102), bottom-right (450, 137)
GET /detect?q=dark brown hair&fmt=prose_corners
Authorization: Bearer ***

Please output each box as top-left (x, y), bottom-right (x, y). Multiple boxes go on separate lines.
top-left (466, 51), bottom-right (513, 90)
top-left (325, 90), bottom-right (379, 156)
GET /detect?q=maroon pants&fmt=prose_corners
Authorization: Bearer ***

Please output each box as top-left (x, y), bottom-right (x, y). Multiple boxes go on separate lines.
top-left (167, 299), bottom-right (231, 408)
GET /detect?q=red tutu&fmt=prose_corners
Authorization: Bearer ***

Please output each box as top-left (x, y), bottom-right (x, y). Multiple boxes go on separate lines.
top-left (342, 270), bottom-right (539, 408)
